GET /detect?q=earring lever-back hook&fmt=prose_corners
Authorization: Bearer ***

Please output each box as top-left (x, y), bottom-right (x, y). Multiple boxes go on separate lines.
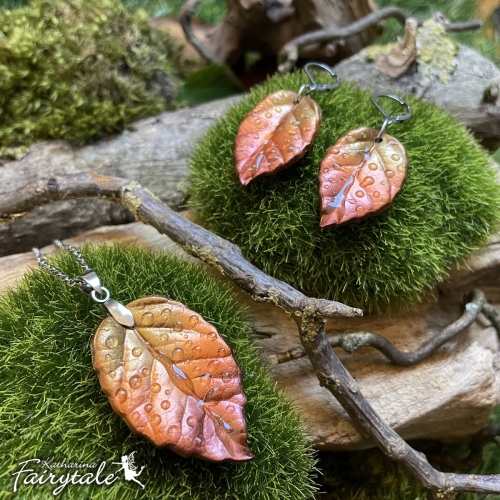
top-left (372, 93), bottom-right (412, 141)
top-left (296, 62), bottom-right (340, 103)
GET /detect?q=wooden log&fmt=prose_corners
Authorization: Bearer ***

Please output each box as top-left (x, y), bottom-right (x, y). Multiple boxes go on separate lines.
top-left (0, 96), bottom-right (241, 257)
top-left (335, 44), bottom-right (500, 145)
top-left (3, 221), bottom-right (499, 450)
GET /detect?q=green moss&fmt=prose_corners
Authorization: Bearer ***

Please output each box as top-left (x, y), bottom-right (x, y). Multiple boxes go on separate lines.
top-left (0, 0), bottom-right (191, 153)
top-left (319, 450), bottom-right (427, 500)
top-left (187, 71), bottom-right (500, 313)
top-left (0, 244), bottom-right (317, 499)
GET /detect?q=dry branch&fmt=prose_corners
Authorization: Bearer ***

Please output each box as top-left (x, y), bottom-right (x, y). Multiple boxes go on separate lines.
top-left (2, 222), bottom-right (497, 450)
top-left (269, 289), bottom-right (498, 365)
top-left (0, 173), bottom-right (359, 319)
top-left (3, 172), bottom-right (500, 497)
top-left (278, 7), bottom-right (482, 72)
top-left (279, 6), bottom-right (407, 73)
top-left (180, 0), bottom-right (379, 68)
top-left (180, 0), bottom-right (220, 65)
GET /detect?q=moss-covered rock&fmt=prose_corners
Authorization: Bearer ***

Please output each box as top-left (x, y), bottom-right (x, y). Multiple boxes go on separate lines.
top-left (0, 244), bottom-right (316, 499)
top-left (187, 71), bottom-right (500, 313)
top-left (0, 0), bottom-right (191, 154)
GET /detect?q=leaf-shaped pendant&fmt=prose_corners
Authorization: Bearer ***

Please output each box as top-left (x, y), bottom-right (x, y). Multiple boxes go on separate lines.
top-left (318, 126), bottom-right (408, 227)
top-left (234, 90), bottom-right (322, 186)
top-left (91, 296), bottom-right (253, 462)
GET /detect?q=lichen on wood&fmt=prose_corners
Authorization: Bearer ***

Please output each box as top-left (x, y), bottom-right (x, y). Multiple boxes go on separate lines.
top-left (359, 18), bottom-right (457, 83)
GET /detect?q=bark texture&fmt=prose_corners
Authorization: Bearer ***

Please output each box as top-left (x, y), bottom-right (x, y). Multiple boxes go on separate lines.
top-left (335, 44), bottom-right (500, 144)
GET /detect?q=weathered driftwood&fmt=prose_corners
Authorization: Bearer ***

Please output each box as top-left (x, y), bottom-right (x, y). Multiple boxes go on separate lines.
top-left (0, 96), bottom-right (241, 257)
top-left (335, 43), bottom-right (500, 144)
top-left (2, 221), bottom-right (499, 452)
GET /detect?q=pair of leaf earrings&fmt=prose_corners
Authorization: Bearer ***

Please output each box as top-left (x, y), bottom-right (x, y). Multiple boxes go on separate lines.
top-left (234, 62), bottom-right (412, 227)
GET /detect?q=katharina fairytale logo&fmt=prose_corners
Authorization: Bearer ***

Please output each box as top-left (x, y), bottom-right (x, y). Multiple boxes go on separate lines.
top-left (12, 451), bottom-right (146, 494)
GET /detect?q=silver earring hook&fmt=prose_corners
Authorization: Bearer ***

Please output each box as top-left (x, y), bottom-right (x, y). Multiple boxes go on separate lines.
top-left (372, 93), bottom-right (412, 141)
top-left (296, 61), bottom-right (340, 102)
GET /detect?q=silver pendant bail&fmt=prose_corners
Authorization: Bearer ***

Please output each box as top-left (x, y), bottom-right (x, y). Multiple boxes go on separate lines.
top-left (80, 271), bottom-right (103, 294)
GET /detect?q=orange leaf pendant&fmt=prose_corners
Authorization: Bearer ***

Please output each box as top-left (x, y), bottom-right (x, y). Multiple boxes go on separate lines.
top-left (91, 296), bottom-right (254, 462)
top-left (234, 90), bottom-right (322, 186)
top-left (34, 242), bottom-right (254, 462)
top-left (319, 126), bottom-right (408, 227)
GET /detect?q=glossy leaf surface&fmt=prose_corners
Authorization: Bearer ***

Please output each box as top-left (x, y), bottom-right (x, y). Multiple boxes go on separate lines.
top-left (234, 90), bottom-right (321, 186)
top-left (319, 126), bottom-right (408, 227)
top-left (91, 296), bottom-right (253, 462)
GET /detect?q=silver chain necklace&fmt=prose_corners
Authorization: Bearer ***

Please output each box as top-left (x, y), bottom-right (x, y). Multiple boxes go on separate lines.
top-left (33, 240), bottom-right (135, 327)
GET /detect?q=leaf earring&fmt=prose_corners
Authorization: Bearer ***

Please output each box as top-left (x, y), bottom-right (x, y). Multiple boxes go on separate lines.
top-left (234, 62), bottom-right (340, 186)
top-left (318, 93), bottom-right (412, 227)
top-left (33, 241), bottom-right (254, 462)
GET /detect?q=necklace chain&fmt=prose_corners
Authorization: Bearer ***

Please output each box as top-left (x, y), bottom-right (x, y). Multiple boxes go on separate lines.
top-left (33, 240), bottom-right (136, 328)
top-left (32, 240), bottom-right (91, 288)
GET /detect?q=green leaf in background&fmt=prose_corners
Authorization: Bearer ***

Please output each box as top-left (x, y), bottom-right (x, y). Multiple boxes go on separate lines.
top-left (177, 65), bottom-right (244, 105)
top-left (122, 0), bottom-right (226, 23)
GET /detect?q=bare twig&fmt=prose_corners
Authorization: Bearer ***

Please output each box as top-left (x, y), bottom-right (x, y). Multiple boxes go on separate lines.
top-left (180, 0), bottom-right (220, 65)
top-left (278, 6), bottom-right (482, 73)
top-left (483, 302), bottom-right (500, 333)
top-left (0, 174), bottom-right (360, 319)
top-left (269, 290), bottom-right (488, 365)
top-left (278, 6), bottom-right (407, 73)
top-left (3, 173), bottom-right (500, 498)
top-left (433, 11), bottom-right (482, 33)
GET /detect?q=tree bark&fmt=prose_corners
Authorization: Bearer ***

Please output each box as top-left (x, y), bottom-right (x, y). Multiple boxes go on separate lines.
top-left (335, 44), bottom-right (500, 145)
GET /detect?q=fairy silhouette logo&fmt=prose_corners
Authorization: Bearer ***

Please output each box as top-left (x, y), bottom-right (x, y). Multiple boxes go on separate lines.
top-left (112, 451), bottom-right (146, 489)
